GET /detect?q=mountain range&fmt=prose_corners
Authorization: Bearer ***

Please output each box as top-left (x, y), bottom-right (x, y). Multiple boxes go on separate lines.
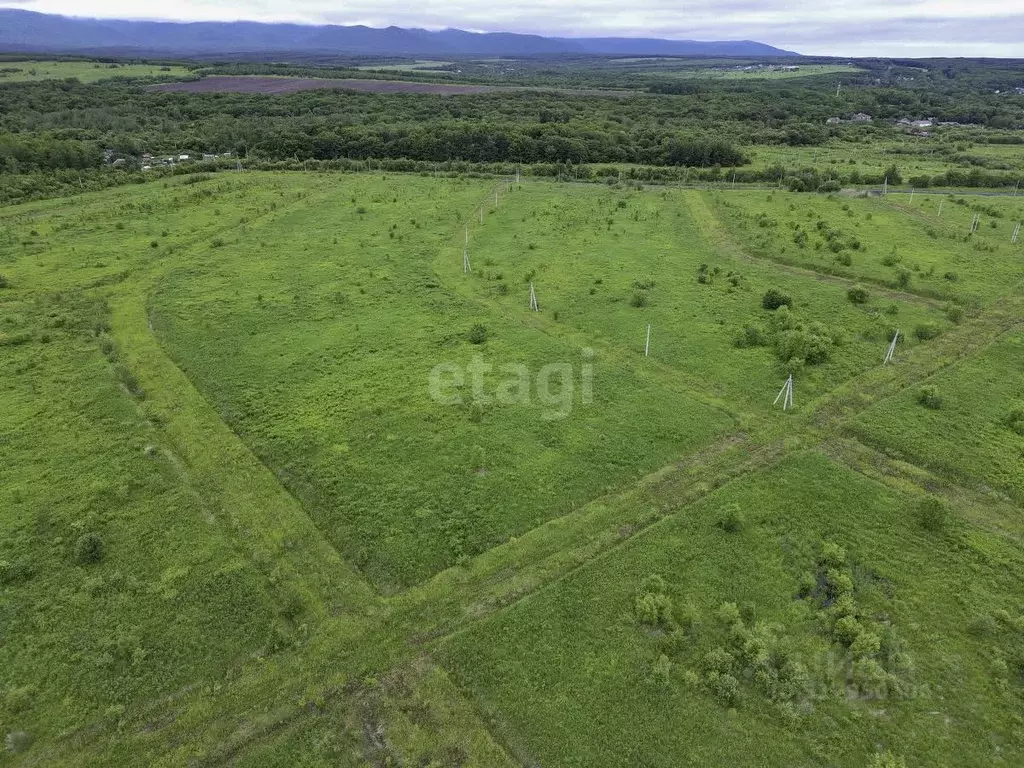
top-left (0, 10), bottom-right (798, 58)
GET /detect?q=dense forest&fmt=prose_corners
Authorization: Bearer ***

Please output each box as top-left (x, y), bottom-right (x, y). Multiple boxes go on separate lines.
top-left (1, 55), bottom-right (1023, 203)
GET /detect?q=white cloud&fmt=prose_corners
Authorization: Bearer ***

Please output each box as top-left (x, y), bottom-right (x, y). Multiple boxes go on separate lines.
top-left (2, 0), bottom-right (1021, 56)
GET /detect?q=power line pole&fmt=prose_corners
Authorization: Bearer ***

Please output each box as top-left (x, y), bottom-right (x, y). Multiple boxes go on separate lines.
top-left (773, 375), bottom-right (794, 410)
top-left (883, 330), bottom-right (900, 364)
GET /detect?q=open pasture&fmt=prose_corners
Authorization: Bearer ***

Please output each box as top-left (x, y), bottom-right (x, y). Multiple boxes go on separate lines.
top-left (0, 266), bottom-right (282, 751)
top-left (139, 175), bottom-right (733, 589)
top-left (746, 141), bottom-right (1024, 181)
top-left (708, 189), bottom-right (1024, 305)
top-left (646, 63), bottom-right (861, 80)
top-left (450, 184), bottom-right (947, 412)
top-left (852, 330), bottom-right (1024, 503)
top-left (440, 450), bottom-right (1024, 767)
top-left (2, 169), bottom-right (1023, 766)
top-left (0, 59), bottom-right (190, 82)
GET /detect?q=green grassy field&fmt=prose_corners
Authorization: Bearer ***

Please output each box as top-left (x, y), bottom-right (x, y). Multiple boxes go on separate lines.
top-left (0, 60), bottom-right (190, 82)
top-left (746, 141), bottom-right (1024, 179)
top-left (440, 451), bottom-right (1024, 767)
top-left (355, 60), bottom-right (454, 72)
top-left (853, 330), bottom-right (1024, 502)
top-left (707, 189), bottom-right (1024, 304)
top-left (2, 170), bottom-right (1023, 765)
top-left (645, 64), bottom-right (862, 80)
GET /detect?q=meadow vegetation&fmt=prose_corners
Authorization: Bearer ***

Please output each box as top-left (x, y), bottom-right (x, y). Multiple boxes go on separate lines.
top-left (0, 148), bottom-right (1023, 765)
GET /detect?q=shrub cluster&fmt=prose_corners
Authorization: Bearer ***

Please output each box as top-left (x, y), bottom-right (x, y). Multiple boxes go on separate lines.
top-left (802, 543), bottom-right (912, 699)
top-left (467, 323), bottom-right (488, 344)
top-left (698, 602), bottom-right (811, 709)
top-left (634, 575), bottom-right (675, 632)
top-left (74, 533), bottom-right (104, 565)
top-left (769, 306), bottom-right (837, 368)
top-left (761, 288), bottom-right (792, 310)
top-left (847, 285), bottom-right (870, 304)
top-left (917, 385), bottom-right (942, 409)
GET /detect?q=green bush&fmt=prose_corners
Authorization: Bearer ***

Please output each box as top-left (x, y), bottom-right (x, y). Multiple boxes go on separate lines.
top-left (761, 288), bottom-right (793, 310)
top-left (716, 504), bottom-right (745, 533)
top-left (630, 291), bottom-right (649, 308)
top-left (914, 322), bottom-right (941, 341)
top-left (708, 671), bottom-right (740, 707)
top-left (917, 497), bottom-right (949, 532)
top-left (74, 533), bottom-right (104, 565)
top-left (635, 592), bottom-right (674, 630)
top-left (467, 323), bottom-right (488, 344)
top-left (917, 385), bottom-right (942, 409)
top-left (895, 266), bottom-right (912, 289)
top-left (774, 321), bottom-right (834, 366)
top-left (733, 325), bottom-right (765, 348)
top-left (945, 305), bottom-right (964, 324)
top-left (847, 285), bottom-right (870, 304)
top-left (0, 274), bottom-right (8, 289)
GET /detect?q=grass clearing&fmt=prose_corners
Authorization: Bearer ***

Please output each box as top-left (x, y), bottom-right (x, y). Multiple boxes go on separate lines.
top-left (1, 169), bottom-right (1023, 765)
top-left (708, 189), bottom-right (1024, 304)
top-left (149, 175), bottom-right (733, 589)
top-left (0, 60), bottom-right (190, 82)
top-left (451, 185), bottom-right (946, 413)
top-left (852, 329), bottom-right (1024, 502)
top-left (0, 288), bottom-right (282, 748)
top-left (440, 450), bottom-right (1024, 767)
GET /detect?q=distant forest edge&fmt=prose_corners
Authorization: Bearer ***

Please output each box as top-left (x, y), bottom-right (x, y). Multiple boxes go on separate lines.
top-left (1, 53), bottom-right (1023, 204)
top-left (0, 10), bottom-right (797, 58)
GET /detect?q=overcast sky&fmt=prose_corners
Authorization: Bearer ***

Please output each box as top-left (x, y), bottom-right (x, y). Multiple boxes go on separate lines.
top-left (4, 0), bottom-right (1023, 57)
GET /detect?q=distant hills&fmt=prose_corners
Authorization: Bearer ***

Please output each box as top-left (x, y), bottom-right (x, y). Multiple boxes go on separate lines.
top-left (0, 10), bottom-right (798, 58)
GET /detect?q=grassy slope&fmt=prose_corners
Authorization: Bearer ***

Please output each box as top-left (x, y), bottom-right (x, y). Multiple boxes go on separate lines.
top-left (440, 451), bottom-right (1024, 767)
top-left (0, 245), bottom-right (280, 750)
top-left (0, 173), bottom-right (381, 759)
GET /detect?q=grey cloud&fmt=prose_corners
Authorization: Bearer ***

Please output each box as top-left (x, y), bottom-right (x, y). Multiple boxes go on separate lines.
top-left (4, 0), bottom-right (1020, 56)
